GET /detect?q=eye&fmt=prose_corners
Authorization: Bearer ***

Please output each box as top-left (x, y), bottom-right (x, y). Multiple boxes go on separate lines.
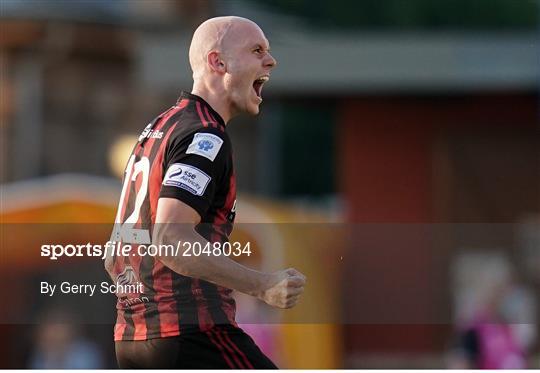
top-left (253, 47), bottom-right (264, 54)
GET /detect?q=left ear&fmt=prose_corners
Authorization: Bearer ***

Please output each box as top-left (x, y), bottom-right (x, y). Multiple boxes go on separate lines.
top-left (207, 51), bottom-right (226, 74)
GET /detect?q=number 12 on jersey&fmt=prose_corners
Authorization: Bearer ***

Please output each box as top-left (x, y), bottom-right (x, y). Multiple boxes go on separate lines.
top-left (111, 154), bottom-right (152, 244)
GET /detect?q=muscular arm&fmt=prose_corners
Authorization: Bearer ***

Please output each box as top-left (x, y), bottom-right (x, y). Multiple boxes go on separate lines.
top-left (153, 197), bottom-right (305, 307)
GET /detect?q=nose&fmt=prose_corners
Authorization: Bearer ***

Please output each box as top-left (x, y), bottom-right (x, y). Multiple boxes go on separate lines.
top-left (265, 52), bottom-right (277, 69)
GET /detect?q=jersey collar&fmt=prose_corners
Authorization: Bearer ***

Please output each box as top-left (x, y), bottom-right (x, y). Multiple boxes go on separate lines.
top-left (178, 91), bottom-right (226, 127)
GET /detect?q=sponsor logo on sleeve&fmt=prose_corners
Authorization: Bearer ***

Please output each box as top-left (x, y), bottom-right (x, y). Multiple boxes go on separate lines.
top-left (163, 163), bottom-right (211, 196)
top-left (186, 133), bottom-right (223, 161)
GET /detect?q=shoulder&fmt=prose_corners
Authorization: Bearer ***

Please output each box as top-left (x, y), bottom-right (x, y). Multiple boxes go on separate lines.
top-left (164, 121), bottom-right (231, 166)
top-left (164, 99), bottom-right (231, 161)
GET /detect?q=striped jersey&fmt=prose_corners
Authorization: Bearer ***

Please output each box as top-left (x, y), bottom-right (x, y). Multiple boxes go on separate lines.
top-left (110, 92), bottom-right (237, 341)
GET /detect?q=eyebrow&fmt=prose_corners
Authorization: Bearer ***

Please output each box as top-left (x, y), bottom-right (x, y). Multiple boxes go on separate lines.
top-left (252, 43), bottom-right (270, 52)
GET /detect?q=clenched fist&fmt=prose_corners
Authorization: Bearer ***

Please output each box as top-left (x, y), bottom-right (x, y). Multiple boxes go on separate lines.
top-left (258, 268), bottom-right (306, 309)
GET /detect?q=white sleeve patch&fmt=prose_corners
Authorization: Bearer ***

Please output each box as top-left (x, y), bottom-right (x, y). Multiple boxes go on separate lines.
top-left (162, 163), bottom-right (211, 196)
top-left (186, 133), bottom-right (224, 162)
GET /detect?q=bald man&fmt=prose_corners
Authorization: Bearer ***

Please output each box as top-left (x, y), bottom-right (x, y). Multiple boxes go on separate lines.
top-left (107, 16), bottom-right (306, 369)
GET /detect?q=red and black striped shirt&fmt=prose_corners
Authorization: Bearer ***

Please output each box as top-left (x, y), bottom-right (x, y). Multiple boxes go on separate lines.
top-left (110, 92), bottom-right (237, 341)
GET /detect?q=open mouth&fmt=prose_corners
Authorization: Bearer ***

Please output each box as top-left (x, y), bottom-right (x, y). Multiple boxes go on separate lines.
top-left (252, 75), bottom-right (269, 99)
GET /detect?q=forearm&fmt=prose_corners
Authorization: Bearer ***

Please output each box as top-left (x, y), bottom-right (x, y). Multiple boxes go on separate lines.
top-left (154, 224), bottom-right (270, 297)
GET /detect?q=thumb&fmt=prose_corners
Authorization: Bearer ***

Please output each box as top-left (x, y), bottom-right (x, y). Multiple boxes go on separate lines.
top-left (286, 268), bottom-right (306, 282)
top-left (287, 275), bottom-right (305, 287)
top-left (286, 268), bottom-right (301, 276)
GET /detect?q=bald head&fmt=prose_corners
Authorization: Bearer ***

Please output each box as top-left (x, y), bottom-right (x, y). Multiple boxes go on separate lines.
top-left (189, 16), bottom-right (264, 79)
top-left (188, 16), bottom-right (276, 122)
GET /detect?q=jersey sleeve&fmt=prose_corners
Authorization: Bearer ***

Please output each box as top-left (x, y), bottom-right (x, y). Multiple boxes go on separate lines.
top-left (159, 127), bottom-right (229, 218)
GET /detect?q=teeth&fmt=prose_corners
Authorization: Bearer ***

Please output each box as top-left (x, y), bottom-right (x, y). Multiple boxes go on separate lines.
top-left (255, 76), bottom-right (269, 83)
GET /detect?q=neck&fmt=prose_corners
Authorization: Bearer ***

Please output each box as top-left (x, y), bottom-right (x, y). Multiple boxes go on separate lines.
top-left (191, 82), bottom-right (233, 124)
